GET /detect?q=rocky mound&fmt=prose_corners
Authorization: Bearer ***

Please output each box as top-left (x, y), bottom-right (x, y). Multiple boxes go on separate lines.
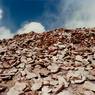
top-left (0, 28), bottom-right (95, 95)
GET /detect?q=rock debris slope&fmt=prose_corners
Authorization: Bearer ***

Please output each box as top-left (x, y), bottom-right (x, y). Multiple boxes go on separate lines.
top-left (0, 28), bottom-right (95, 95)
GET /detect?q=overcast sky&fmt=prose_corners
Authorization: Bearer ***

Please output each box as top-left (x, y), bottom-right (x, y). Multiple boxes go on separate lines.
top-left (0, 0), bottom-right (95, 39)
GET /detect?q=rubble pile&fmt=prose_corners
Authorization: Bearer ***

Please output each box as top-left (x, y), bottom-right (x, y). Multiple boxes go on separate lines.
top-left (0, 28), bottom-right (95, 95)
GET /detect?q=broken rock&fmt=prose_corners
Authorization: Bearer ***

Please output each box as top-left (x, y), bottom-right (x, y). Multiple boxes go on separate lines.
top-left (57, 90), bottom-right (73, 95)
top-left (7, 82), bottom-right (27, 95)
top-left (83, 91), bottom-right (95, 95)
top-left (47, 63), bottom-right (59, 73)
top-left (42, 86), bottom-right (52, 95)
top-left (31, 79), bottom-right (42, 91)
top-left (83, 81), bottom-right (95, 92)
top-left (75, 55), bottom-right (83, 62)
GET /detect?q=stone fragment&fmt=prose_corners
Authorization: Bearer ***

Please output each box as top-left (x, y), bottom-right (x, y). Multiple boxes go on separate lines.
top-left (20, 56), bottom-right (27, 63)
top-left (57, 90), bottom-right (73, 95)
top-left (89, 69), bottom-right (95, 76)
top-left (27, 52), bottom-right (32, 57)
top-left (26, 72), bottom-right (37, 79)
top-left (5, 67), bottom-right (18, 75)
top-left (82, 59), bottom-right (89, 66)
top-left (3, 62), bottom-right (11, 69)
top-left (40, 68), bottom-right (50, 76)
top-left (0, 74), bottom-right (12, 80)
top-left (7, 82), bottom-right (27, 95)
top-left (87, 74), bottom-right (95, 80)
top-left (20, 70), bottom-right (26, 76)
top-left (43, 76), bottom-right (51, 85)
top-left (16, 50), bottom-right (21, 55)
top-left (75, 61), bottom-right (82, 67)
top-left (93, 53), bottom-right (95, 59)
top-left (31, 80), bottom-right (42, 91)
top-left (27, 58), bottom-right (32, 62)
top-left (17, 63), bottom-right (25, 69)
top-left (48, 46), bottom-right (58, 53)
top-left (83, 81), bottom-right (95, 91)
top-left (91, 60), bottom-right (95, 67)
top-left (75, 55), bottom-right (83, 62)
top-left (67, 68), bottom-right (86, 84)
top-left (53, 84), bottom-right (65, 94)
top-left (83, 91), bottom-right (95, 95)
top-left (42, 86), bottom-right (51, 95)
top-left (58, 44), bottom-right (66, 50)
top-left (47, 63), bottom-right (59, 73)
top-left (24, 91), bottom-right (38, 95)
top-left (0, 62), bottom-right (3, 68)
top-left (50, 79), bottom-right (59, 86)
top-left (57, 76), bottom-right (69, 87)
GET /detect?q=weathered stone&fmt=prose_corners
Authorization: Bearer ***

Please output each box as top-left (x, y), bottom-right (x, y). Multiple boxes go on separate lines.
top-left (17, 63), bottom-right (25, 69)
top-left (87, 74), bottom-right (95, 80)
top-left (48, 46), bottom-right (58, 53)
top-left (20, 56), bottom-right (27, 63)
top-left (47, 63), bottom-right (59, 73)
top-left (75, 55), bottom-right (83, 62)
top-left (57, 90), bottom-right (73, 95)
top-left (53, 84), bottom-right (65, 94)
top-left (0, 74), bottom-right (12, 80)
top-left (42, 86), bottom-right (52, 95)
top-left (31, 80), bottom-right (42, 91)
top-left (89, 69), bottom-right (95, 76)
top-left (24, 91), bottom-right (38, 95)
top-left (20, 70), bottom-right (26, 76)
top-left (57, 76), bottom-right (69, 87)
top-left (26, 72), bottom-right (37, 79)
top-left (83, 91), bottom-right (95, 95)
top-left (83, 81), bottom-right (95, 91)
top-left (7, 82), bottom-right (27, 95)
top-left (0, 62), bottom-right (3, 69)
top-left (2, 62), bottom-right (11, 69)
top-left (58, 44), bottom-right (66, 50)
top-left (6, 67), bottom-right (18, 75)
top-left (50, 79), bottom-right (59, 86)
top-left (93, 53), bottom-right (95, 59)
top-left (67, 68), bottom-right (87, 84)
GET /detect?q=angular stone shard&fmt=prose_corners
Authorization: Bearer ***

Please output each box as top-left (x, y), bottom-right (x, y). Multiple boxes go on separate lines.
top-left (75, 55), bottom-right (83, 62)
top-left (47, 63), bottom-right (59, 73)
top-left (7, 82), bottom-right (27, 95)
top-left (31, 80), bottom-right (42, 91)
top-left (57, 90), bottom-right (73, 95)
top-left (83, 81), bottom-right (95, 91)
